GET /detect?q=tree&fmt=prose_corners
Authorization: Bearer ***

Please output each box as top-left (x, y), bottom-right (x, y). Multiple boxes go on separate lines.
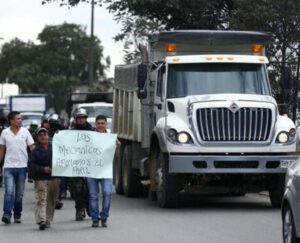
top-left (230, 0), bottom-right (300, 117)
top-left (0, 23), bottom-right (109, 113)
top-left (0, 39), bottom-right (38, 83)
top-left (42, 0), bottom-right (234, 62)
top-left (42, 0), bottom-right (300, 116)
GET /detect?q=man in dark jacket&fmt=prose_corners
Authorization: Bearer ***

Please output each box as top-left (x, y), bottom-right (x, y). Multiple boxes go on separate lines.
top-left (28, 128), bottom-right (60, 230)
top-left (47, 114), bottom-right (65, 210)
top-left (71, 108), bottom-right (93, 221)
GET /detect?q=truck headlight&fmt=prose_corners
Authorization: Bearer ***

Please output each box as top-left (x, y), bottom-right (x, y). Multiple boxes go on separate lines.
top-left (177, 132), bottom-right (189, 143)
top-left (277, 132), bottom-right (289, 143)
top-left (167, 129), bottom-right (193, 144)
top-left (167, 129), bottom-right (177, 142)
top-left (289, 128), bottom-right (296, 137)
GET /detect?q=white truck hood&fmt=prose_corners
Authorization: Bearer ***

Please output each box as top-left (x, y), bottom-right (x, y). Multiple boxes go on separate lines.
top-left (167, 94), bottom-right (277, 116)
top-left (186, 93), bottom-right (276, 105)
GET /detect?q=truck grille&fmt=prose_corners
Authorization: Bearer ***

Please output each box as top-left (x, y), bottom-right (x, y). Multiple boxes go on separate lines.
top-left (196, 107), bottom-right (272, 142)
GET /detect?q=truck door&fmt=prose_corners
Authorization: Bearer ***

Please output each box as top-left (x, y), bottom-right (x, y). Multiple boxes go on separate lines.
top-left (153, 64), bottom-right (166, 125)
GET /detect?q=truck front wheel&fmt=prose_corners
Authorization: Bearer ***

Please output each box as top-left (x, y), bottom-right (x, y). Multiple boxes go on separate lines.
top-left (155, 149), bottom-right (180, 208)
top-left (268, 174), bottom-right (285, 208)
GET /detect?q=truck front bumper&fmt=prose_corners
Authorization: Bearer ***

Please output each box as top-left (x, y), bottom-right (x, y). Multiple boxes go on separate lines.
top-left (169, 154), bottom-right (299, 174)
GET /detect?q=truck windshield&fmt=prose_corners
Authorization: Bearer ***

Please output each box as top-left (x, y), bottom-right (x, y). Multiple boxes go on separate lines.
top-left (167, 63), bottom-right (270, 98)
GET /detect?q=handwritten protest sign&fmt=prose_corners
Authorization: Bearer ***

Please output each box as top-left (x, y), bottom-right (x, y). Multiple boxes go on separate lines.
top-left (52, 130), bottom-right (117, 179)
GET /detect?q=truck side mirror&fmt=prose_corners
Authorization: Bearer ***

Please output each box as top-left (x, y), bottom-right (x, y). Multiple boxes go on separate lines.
top-left (137, 64), bottom-right (148, 99)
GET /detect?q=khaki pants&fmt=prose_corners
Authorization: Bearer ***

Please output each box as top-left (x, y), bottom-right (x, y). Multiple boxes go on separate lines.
top-left (34, 179), bottom-right (60, 224)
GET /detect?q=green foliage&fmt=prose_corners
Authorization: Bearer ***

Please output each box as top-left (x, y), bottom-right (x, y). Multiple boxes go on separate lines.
top-left (104, 0), bottom-right (233, 63)
top-left (230, 0), bottom-right (300, 116)
top-left (0, 39), bottom-right (37, 82)
top-left (0, 23), bottom-right (108, 113)
top-left (42, 0), bottom-right (234, 63)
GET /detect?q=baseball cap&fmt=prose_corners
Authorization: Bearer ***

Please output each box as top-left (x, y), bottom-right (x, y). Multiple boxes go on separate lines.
top-left (36, 127), bottom-right (48, 135)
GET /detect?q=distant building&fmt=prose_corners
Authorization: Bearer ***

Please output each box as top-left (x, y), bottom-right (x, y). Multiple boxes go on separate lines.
top-left (0, 83), bottom-right (19, 110)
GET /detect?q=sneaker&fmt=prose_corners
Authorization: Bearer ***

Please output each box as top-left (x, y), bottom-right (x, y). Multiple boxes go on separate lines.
top-left (14, 217), bottom-right (21, 223)
top-left (86, 208), bottom-right (91, 218)
top-left (2, 215), bottom-right (11, 224)
top-left (101, 219), bottom-right (107, 228)
top-left (75, 209), bottom-right (85, 221)
top-left (45, 221), bottom-right (51, 228)
top-left (39, 222), bottom-right (46, 231)
top-left (92, 220), bottom-right (99, 228)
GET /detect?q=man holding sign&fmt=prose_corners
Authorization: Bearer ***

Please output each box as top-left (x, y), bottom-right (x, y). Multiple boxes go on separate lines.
top-left (87, 115), bottom-right (115, 228)
top-left (52, 110), bottom-right (117, 225)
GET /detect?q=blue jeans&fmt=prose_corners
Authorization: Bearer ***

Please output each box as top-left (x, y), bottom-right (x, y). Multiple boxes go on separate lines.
top-left (87, 178), bottom-right (112, 221)
top-left (3, 167), bottom-right (27, 218)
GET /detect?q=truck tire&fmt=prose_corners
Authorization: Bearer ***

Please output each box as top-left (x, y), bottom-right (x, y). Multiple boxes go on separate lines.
top-left (113, 147), bottom-right (123, 195)
top-left (122, 144), bottom-right (142, 197)
top-left (155, 149), bottom-right (180, 208)
top-left (269, 174), bottom-right (285, 208)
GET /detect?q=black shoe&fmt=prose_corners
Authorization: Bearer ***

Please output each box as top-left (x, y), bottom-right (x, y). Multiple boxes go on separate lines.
top-left (14, 217), bottom-right (21, 223)
top-left (101, 219), bottom-right (107, 228)
top-left (39, 222), bottom-right (46, 231)
top-left (2, 215), bottom-right (11, 224)
top-left (75, 209), bottom-right (85, 221)
top-left (55, 200), bottom-right (63, 210)
top-left (92, 220), bottom-right (99, 228)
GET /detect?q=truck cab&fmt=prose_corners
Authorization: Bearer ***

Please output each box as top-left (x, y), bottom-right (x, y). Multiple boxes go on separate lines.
top-left (113, 30), bottom-right (298, 208)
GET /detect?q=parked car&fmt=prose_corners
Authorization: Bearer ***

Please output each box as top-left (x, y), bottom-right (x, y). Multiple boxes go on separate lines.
top-left (70, 102), bottom-right (113, 130)
top-left (282, 160), bottom-right (300, 243)
top-left (21, 112), bottom-right (43, 129)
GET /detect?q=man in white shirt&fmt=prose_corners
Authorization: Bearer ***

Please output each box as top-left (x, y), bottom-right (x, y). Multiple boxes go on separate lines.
top-left (0, 111), bottom-right (35, 224)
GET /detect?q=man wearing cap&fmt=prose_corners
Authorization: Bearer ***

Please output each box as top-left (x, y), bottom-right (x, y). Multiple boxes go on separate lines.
top-left (71, 108), bottom-right (93, 221)
top-left (0, 111), bottom-right (35, 224)
top-left (28, 127), bottom-right (60, 230)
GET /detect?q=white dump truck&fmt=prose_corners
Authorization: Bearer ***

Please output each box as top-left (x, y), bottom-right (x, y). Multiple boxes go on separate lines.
top-left (112, 30), bottom-right (298, 208)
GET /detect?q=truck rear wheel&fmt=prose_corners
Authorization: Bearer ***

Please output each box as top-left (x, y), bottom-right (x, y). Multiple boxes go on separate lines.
top-left (269, 174), bottom-right (285, 208)
top-left (122, 144), bottom-right (142, 197)
top-left (113, 146), bottom-right (123, 195)
top-left (155, 150), bottom-right (179, 208)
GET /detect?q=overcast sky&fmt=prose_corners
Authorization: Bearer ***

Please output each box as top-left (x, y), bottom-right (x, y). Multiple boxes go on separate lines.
top-left (0, 0), bottom-right (124, 77)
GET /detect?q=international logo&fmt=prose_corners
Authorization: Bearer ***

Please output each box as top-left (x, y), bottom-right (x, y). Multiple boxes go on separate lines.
top-left (228, 102), bottom-right (239, 113)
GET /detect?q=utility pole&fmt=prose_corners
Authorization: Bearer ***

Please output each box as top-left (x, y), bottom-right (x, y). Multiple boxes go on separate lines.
top-left (88, 0), bottom-right (95, 84)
